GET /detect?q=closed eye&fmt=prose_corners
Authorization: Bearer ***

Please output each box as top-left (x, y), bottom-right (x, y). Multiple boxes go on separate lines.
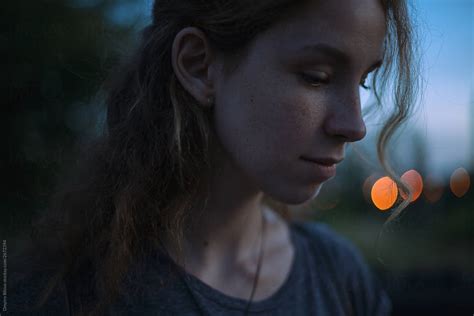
top-left (300, 73), bottom-right (330, 87)
top-left (301, 73), bottom-right (371, 90)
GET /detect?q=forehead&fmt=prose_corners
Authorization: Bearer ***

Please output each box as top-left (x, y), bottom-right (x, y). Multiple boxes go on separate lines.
top-left (257, 0), bottom-right (386, 67)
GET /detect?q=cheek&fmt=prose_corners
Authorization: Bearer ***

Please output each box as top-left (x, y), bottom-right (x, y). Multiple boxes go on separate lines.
top-left (253, 86), bottom-right (326, 162)
top-left (213, 67), bottom-right (329, 204)
top-left (214, 80), bottom-right (324, 179)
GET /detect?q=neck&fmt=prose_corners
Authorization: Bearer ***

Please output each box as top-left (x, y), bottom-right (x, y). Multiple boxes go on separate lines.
top-left (165, 141), bottom-right (269, 278)
top-left (184, 195), bottom-right (266, 272)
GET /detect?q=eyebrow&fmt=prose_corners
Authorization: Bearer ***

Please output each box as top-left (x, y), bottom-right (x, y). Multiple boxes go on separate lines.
top-left (298, 43), bottom-right (383, 72)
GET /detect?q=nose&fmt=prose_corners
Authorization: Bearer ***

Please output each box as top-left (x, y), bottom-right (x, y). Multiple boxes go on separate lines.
top-left (323, 91), bottom-right (367, 142)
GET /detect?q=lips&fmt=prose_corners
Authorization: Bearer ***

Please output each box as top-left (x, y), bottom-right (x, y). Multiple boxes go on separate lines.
top-left (300, 156), bottom-right (343, 166)
top-left (300, 156), bottom-right (343, 180)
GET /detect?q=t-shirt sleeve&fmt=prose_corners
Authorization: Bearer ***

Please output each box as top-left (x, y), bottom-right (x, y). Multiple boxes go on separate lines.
top-left (301, 222), bottom-right (393, 316)
top-left (344, 237), bottom-right (393, 316)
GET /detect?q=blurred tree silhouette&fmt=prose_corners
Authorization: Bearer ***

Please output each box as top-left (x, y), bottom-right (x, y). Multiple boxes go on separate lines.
top-left (1, 0), bottom-right (142, 236)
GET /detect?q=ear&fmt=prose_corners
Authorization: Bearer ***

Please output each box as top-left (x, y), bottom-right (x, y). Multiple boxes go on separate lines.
top-left (171, 27), bottom-right (217, 107)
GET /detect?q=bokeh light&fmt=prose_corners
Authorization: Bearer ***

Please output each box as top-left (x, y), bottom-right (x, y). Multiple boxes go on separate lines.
top-left (423, 174), bottom-right (444, 203)
top-left (400, 169), bottom-right (424, 202)
top-left (362, 174), bottom-right (380, 203)
top-left (450, 168), bottom-right (470, 198)
top-left (371, 176), bottom-right (398, 211)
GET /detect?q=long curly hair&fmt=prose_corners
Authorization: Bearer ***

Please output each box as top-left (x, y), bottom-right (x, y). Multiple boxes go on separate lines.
top-left (10, 0), bottom-right (420, 315)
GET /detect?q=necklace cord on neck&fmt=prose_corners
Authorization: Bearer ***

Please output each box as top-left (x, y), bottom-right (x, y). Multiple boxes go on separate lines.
top-left (178, 208), bottom-right (267, 316)
top-left (242, 208), bottom-right (266, 316)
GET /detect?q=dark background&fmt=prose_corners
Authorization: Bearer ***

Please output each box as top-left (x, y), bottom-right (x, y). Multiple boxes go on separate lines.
top-left (2, 1), bottom-right (473, 315)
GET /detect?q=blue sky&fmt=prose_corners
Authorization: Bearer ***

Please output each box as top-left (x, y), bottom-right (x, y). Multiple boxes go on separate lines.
top-left (337, 1), bottom-right (473, 178)
top-left (407, 0), bottom-right (473, 176)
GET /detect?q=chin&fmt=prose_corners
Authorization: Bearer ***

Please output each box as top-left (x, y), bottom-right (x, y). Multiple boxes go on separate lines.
top-left (268, 183), bottom-right (324, 206)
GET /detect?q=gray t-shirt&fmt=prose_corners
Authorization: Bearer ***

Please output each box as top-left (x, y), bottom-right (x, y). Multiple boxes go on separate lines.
top-left (9, 221), bottom-right (392, 315)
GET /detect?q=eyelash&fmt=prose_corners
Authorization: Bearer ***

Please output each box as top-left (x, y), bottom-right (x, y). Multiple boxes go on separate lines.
top-left (300, 73), bottom-right (371, 90)
top-left (360, 77), bottom-right (371, 90)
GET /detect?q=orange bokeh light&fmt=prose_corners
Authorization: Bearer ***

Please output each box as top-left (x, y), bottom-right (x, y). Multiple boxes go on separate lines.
top-left (362, 174), bottom-right (380, 203)
top-left (423, 175), bottom-right (444, 203)
top-left (371, 176), bottom-right (398, 211)
top-left (450, 168), bottom-right (470, 198)
top-left (400, 169), bottom-right (423, 202)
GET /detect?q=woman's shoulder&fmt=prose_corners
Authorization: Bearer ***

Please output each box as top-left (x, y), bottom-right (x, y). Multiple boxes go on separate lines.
top-left (290, 220), bottom-right (393, 316)
top-left (290, 220), bottom-right (363, 261)
top-left (290, 219), bottom-right (377, 278)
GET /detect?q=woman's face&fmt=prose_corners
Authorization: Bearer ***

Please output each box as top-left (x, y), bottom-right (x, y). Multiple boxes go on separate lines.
top-left (212, 0), bottom-right (386, 204)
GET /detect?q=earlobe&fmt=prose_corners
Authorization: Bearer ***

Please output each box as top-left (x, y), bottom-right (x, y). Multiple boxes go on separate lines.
top-left (171, 27), bottom-right (215, 107)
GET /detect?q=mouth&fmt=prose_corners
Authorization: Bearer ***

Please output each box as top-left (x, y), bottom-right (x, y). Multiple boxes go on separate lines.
top-left (300, 157), bottom-right (338, 179)
top-left (300, 156), bottom-right (343, 166)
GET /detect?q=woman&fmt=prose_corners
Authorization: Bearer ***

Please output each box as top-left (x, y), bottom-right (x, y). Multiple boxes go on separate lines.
top-left (10, 0), bottom-right (419, 315)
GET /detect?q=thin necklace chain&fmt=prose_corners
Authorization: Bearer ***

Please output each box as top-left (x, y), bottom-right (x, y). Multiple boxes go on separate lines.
top-left (180, 208), bottom-right (267, 316)
top-left (243, 208), bottom-right (266, 315)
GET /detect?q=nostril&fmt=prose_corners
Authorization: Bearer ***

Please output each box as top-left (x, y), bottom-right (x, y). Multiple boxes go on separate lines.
top-left (323, 102), bottom-right (367, 142)
top-left (324, 119), bottom-right (366, 142)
